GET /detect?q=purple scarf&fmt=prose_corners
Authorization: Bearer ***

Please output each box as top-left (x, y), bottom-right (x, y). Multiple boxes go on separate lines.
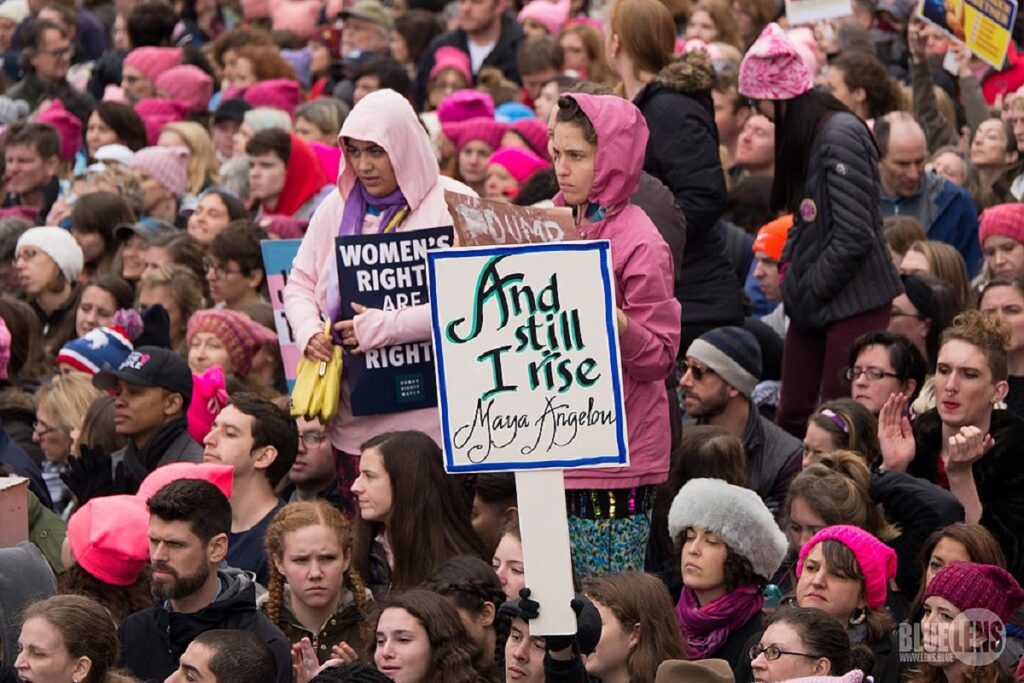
top-left (326, 182), bottom-right (408, 326)
top-left (675, 585), bottom-right (764, 660)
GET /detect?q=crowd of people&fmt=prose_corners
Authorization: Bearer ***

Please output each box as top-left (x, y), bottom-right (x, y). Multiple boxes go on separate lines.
top-left (1, 0), bottom-right (1024, 680)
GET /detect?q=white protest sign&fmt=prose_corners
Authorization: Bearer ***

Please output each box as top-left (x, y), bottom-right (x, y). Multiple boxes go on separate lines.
top-left (785, 0), bottom-right (852, 24)
top-left (444, 191), bottom-right (578, 246)
top-left (429, 241), bottom-right (628, 635)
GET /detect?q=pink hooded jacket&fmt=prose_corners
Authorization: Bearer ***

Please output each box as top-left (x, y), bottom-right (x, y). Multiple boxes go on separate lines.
top-left (555, 93), bottom-right (681, 489)
top-left (283, 89), bottom-right (474, 453)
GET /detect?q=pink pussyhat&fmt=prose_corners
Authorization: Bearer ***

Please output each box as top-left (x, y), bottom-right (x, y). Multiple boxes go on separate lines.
top-left (134, 98), bottom-right (188, 145)
top-left (429, 46), bottom-right (472, 87)
top-left (66, 495), bottom-right (150, 586)
top-left (444, 117), bottom-right (507, 153)
top-left (0, 317), bottom-right (11, 380)
top-left (517, 0), bottom-right (571, 37)
top-left (123, 47), bottom-right (183, 85)
top-left (243, 79), bottom-right (302, 117)
top-left (437, 90), bottom-right (495, 125)
top-left (35, 100), bottom-right (81, 162)
top-left (136, 462), bottom-right (235, 502)
top-left (488, 146), bottom-right (550, 184)
top-left (797, 525), bottom-right (897, 609)
top-left (738, 22), bottom-right (814, 101)
top-left (271, 0), bottom-right (322, 39)
top-left (154, 65), bottom-right (213, 113)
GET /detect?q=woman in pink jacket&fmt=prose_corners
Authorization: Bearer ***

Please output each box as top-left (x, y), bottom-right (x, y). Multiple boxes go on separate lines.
top-left (551, 92), bottom-right (681, 576)
top-left (282, 89), bottom-right (473, 491)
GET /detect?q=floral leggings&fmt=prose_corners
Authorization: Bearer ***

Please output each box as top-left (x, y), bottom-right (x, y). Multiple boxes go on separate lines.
top-left (566, 486), bottom-right (654, 579)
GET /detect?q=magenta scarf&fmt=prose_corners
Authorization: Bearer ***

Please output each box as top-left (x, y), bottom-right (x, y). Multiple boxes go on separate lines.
top-left (675, 585), bottom-right (764, 660)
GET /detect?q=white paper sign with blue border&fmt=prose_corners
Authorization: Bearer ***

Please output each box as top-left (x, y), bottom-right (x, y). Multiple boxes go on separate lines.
top-left (428, 241), bottom-right (629, 473)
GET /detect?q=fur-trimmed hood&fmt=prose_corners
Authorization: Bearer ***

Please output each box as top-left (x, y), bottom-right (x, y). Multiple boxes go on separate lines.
top-left (0, 384), bottom-right (35, 417)
top-left (654, 50), bottom-right (716, 94)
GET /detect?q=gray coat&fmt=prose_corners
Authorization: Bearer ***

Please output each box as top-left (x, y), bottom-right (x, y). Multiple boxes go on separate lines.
top-left (781, 112), bottom-right (903, 332)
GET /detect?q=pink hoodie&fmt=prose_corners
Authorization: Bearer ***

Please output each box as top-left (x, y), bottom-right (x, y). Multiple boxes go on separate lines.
top-left (555, 93), bottom-right (681, 489)
top-left (283, 89), bottom-right (475, 453)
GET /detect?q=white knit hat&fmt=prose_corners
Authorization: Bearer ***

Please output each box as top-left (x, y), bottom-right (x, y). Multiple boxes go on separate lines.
top-left (16, 227), bottom-right (84, 283)
top-left (667, 478), bottom-right (788, 580)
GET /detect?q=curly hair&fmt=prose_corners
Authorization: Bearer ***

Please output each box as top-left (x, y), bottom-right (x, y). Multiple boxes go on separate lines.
top-left (422, 555), bottom-right (509, 675)
top-left (58, 563), bottom-right (153, 626)
top-left (263, 501), bottom-right (370, 634)
top-left (234, 44), bottom-right (298, 82)
top-left (785, 451), bottom-right (898, 542)
top-left (830, 51), bottom-right (902, 119)
top-left (939, 309), bottom-right (1011, 381)
top-left (368, 589), bottom-right (487, 683)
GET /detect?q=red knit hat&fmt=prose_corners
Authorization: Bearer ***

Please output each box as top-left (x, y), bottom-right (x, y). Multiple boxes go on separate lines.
top-left (136, 462), bottom-right (234, 502)
top-left (797, 525), bottom-right (897, 609)
top-left (979, 203), bottom-right (1024, 246)
top-left (924, 562), bottom-right (1024, 623)
top-left (67, 495), bottom-right (149, 586)
top-left (186, 309), bottom-right (279, 377)
top-left (445, 117), bottom-right (507, 153)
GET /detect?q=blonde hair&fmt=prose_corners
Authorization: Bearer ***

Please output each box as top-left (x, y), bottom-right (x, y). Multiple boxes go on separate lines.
top-left (84, 165), bottom-right (145, 216)
top-left (36, 373), bottom-right (103, 438)
top-left (162, 121), bottom-right (220, 194)
top-left (137, 265), bottom-right (206, 323)
top-left (906, 240), bottom-right (973, 309)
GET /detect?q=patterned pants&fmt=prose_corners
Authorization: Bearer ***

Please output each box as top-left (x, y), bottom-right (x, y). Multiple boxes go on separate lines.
top-left (567, 486), bottom-right (654, 579)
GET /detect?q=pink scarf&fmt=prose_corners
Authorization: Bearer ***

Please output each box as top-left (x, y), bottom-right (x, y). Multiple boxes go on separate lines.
top-left (675, 585), bottom-right (764, 660)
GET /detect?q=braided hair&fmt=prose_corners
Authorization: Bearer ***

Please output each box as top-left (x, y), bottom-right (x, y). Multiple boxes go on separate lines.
top-left (264, 501), bottom-right (371, 632)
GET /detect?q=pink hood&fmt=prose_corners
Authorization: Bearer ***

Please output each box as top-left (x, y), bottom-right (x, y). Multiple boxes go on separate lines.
top-left (554, 93), bottom-right (648, 210)
top-left (337, 89), bottom-right (440, 209)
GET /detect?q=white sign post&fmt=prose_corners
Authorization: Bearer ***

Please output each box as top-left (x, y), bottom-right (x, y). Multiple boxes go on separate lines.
top-left (429, 241), bottom-right (629, 634)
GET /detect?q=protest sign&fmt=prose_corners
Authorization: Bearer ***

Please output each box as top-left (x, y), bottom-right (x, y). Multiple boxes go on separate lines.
top-left (444, 191), bottom-right (578, 245)
top-left (919, 0), bottom-right (1017, 69)
top-left (429, 240), bottom-right (628, 635)
top-left (260, 239), bottom-right (302, 391)
top-left (785, 0), bottom-right (851, 24)
top-left (336, 226), bottom-right (454, 416)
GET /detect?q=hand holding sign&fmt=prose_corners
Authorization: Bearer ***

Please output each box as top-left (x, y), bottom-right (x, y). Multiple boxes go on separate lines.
top-left (336, 302), bottom-right (368, 354)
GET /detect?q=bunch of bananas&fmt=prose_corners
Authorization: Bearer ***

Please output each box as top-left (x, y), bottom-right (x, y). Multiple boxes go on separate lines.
top-left (290, 322), bottom-right (342, 423)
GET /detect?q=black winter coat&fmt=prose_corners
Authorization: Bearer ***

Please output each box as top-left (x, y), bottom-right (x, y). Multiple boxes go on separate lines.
top-left (779, 111), bottom-right (902, 332)
top-left (908, 409), bottom-right (1024, 582)
top-left (118, 570), bottom-right (292, 683)
top-left (633, 53), bottom-right (744, 330)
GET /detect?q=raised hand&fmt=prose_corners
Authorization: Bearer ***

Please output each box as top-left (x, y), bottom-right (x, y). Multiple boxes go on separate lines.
top-left (943, 425), bottom-right (993, 473)
top-left (878, 393), bottom-right (915, 472)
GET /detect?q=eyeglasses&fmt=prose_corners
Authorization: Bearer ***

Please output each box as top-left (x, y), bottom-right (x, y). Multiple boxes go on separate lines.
top-left (681, 360), bottom-right (716, 381)
top-left (749, 644), bottom-right (820, 661)
top-left (39, 45), bottom-right (71, 58)
top-left (12, 248), bottom-right (40, 267)
top-left (203, 258), bottom-right (243, 278)
top-left (300, 430), bottom-right (329, 447)
top-left (32, 421), bottom-right (60, 438)
top-left (845, 366), bottom-right (899, 382)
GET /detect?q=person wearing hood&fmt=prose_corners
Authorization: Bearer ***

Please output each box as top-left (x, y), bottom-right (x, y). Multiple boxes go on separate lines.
top-left (607, 0), bottom-right (744, 354)
top-left (118, 478), bottom-right (291, 683)
top-left (246, 128), bottom-right (332, 223)
top-left (550, 92), bottom-right (680, 576)
top-left (283, 89), bottom-right (474, 478)
top-left (739, 24), bottom-right (903, 438)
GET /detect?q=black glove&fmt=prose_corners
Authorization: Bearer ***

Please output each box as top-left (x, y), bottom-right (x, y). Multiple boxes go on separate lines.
top-left (60, 444), bottom-right (120, 505)
top-left (515, 588), bottom-right (581, 652)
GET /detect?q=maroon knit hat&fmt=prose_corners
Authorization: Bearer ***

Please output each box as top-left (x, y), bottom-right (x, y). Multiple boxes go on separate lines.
top-left (186, 309), bottom-right (278, 377)
top-left (923, 562), bottom-right (1024, 623)
top-left (509, 118), bottom-right (551, 161)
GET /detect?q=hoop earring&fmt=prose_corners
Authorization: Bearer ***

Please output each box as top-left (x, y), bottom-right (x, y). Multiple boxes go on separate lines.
top-left (849, 608), bottom-right (867, 625)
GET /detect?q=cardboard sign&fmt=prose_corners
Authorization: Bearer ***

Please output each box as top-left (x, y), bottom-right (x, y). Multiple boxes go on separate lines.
top-left (336, 227), bottom-right (454, 415)
top-left (919, 0), bottom-right (1017, 68)
top-left (429, 241), bottom-right (628, 473)
top-left (785, 0), bottom-right (852, 24)
top-left (260, 239), bottom-right (303, 391)
top-left (444, 191), bottom-right (578, 245)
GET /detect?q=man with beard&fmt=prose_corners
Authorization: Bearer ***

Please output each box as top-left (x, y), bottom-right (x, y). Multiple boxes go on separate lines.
top-left (679, 326), bottom-right (801, 516)
top-left (118, 478), bottom-right (291, 683)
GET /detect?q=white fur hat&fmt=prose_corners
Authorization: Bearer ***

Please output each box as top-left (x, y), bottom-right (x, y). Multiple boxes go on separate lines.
top-left (667, 478), bottom-right (788, 580)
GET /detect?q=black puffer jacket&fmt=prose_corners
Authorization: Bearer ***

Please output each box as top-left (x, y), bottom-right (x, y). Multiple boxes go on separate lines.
top-left (633, 52), bottom-right (743, 331)
top-left (780, 111), bottom-right (902, 332)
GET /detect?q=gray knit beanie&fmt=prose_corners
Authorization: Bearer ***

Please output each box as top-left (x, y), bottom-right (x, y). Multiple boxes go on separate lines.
top-left (685, 326), bottom-right (762, 397)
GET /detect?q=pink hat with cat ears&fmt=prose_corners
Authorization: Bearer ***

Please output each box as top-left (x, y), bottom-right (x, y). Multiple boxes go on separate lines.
top-left (739, 22), bottom-right (814, 101)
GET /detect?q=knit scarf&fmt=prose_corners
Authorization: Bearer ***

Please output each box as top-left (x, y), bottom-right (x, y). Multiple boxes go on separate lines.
top-left (326, 182), bottom-right (408, 326)
top-left (675, 585), bottom-right (764, 660)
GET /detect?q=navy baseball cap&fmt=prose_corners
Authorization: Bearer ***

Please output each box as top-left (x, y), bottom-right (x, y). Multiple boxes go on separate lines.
top-left (93, 346), bottom-right (193, 405)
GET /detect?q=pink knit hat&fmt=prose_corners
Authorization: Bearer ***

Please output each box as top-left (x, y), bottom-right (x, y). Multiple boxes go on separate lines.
top-left (923, 562), bottom-right (1024, 623)
top-left (187, 365), bottom-right (228, 443)
top-left (430, 46), bottom-right (472, 86)
top-left (67, 495), bottom-right (150, 586)
top-left (738, 23), bottom-right (813, 101)
top-left (980, 203), bottom-right (1024, 246)
top-left (517, 0), bottom-right (570, 37)
top-left (797, 525), bottom-right (897, 609)
top-left (0, 317), bottom-right (10, 381)
top-left (488, 146), bottom-right (550, 184)
top-left (186, 309), bottom-right (279, 377)
top-left (509, 118), bottom-right (550, 160)
top-left (35, 100), bottom-right (80, 162)
top-left (154, 65), bottom-right (213, 114)
top-left (242, 0), bottom-right (271, 19)
top-left (309, 140), bottom-right (341, 182)
top-left (445, 117), bottom-right (507, 153)
top-left (271, 0), bottom-right (321, 39)
top-left (130, 145), bottom-right (189, 197)
top-left (137, 462), bottom-right (235, 501)
top-left (244, 79), bottom-right (302, 117)
top-left (134, 98), bottom-right (188, 145)
top-left (437, 90), bottom-right (495, 125)
top-left (123, 47), bottom-right (183, 86)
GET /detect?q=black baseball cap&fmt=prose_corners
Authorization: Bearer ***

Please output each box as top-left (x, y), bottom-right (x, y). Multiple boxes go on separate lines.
top-left (93, 346), bottom-right (193, 405)
top-left (213, 98), bottom-right (251, 125)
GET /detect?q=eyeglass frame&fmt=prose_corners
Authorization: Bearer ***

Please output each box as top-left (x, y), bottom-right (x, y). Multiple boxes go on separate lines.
top-left (32, 420), bottom-right (63, 438)
top-left (299, 430), bottom-right (329, 448)
top-left (203, 258), bottom-right (244, 279)
top-left (680, 360), bottom-right (717, 382)
top-left (844, 366), bottom-right (900, 382)
top-left (748, 644), bottom-right (821, 661)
